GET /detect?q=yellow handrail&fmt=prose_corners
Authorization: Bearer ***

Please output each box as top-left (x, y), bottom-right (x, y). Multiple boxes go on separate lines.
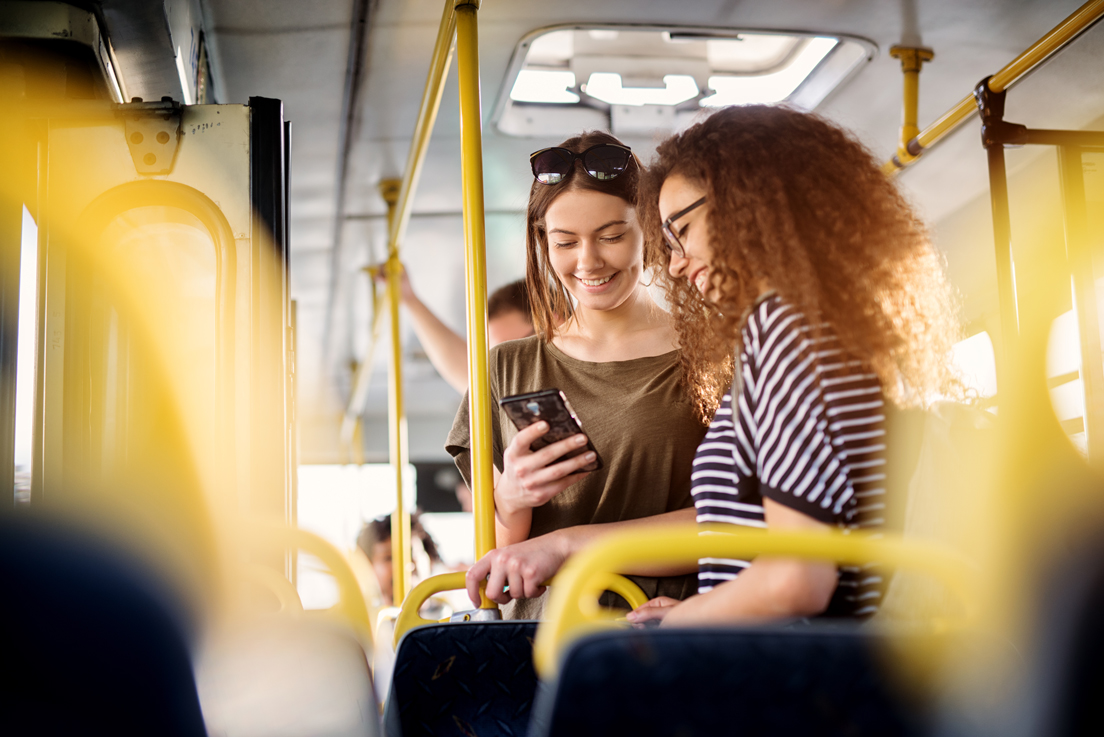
top-left (533, 525), bottom-right (977, 678)
top-left (339, 179), bottom-right (400, 453)
top-left (384, 186), bottom-right (413, 604)
top-left (454, 0), bottom-right (497, 606)
top-left (883, 0), bottom-right (1104, 173)
top-left (393, 571), bottom-right (468, 647)
top-left (387, 0), bottom-right (458, 255)
top-left (250, 523), bottom-right (374, 648)
top-left (355, 0), bottom-right (458, 603)
top-left (392, 569), bottom-right (649, 647)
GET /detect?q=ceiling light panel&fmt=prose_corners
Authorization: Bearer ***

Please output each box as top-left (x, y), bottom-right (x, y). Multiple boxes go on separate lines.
top-left (493, 25), bottom-right (875, 138)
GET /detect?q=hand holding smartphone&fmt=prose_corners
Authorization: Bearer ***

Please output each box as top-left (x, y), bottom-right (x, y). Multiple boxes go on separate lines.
top-left (498, 389), bottom-right (602, 473)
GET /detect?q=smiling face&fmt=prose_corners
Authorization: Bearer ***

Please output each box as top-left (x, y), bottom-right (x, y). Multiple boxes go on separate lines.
top-left (659, 174), bottom-right (717, 301)
top-left (543, 188), bottom-right (645, 314)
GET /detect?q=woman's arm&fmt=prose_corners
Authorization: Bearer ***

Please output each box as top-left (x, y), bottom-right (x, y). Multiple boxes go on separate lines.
top-left (377, 263), bottom-right (469, 393)
top-left (490, 421), bottom-right (597, 548)
top-left (627, 499), bottom-right (839, 625)
top-left (466, 507), bottom-right (698, 606)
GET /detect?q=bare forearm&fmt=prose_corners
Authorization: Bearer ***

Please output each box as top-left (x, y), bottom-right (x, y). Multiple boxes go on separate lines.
top-left (555, 508), bottom-right (699, 577)
top-left (494, 505), bottom-right (532, 548)
top-left (403, 293), bottom-right (469, 392)
top-left (492, 464), bottom-right (532, 547)
top-left (662, 558), bottom-right (838, 626)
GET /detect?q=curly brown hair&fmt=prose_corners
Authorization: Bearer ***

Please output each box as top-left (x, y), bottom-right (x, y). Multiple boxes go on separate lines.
top-left (639, 105), bottom-right (960, 422)
top-left (525, 130), bottom-right (657, 341)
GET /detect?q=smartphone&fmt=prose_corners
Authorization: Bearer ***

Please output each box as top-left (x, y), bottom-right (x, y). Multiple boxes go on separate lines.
top-left (498, 388), bottom-right (602, 473)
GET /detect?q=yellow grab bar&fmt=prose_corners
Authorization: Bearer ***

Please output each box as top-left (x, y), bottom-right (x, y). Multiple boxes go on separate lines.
top-left (385, 181), bottom-right (412, 604)
top-left (454, 0), bottom-right (497, 605)
top-left (387, 0), bottom-right (457, 255)
top-left (392, 570), bottom-right (649, 647)
top-left (883, 0), bottom-right (1104, 173)
top-left (393, 571), bottom-right (469, 647)
top-left (250, 523), bottom-right (374, 648)
top-left (592, 572), bottom-right (649, 611)
top-left (533, 525), bottom-right (977, 678)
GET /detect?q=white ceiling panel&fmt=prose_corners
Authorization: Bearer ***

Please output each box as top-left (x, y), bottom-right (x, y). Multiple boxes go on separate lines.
top-left (202, 0), bottom-right (1103, 462)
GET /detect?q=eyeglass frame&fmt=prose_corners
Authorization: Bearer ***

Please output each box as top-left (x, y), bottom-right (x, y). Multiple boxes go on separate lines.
top-left (528, 143), bottom-right (635, 185)
top-left (661, 196), bottom-right (707, 258)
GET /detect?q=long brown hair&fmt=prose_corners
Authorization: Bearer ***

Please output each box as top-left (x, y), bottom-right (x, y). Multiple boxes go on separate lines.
top-left (639, 105), bottom-right (960, 422)
top-left (525, 130), bottom-right (656, 341)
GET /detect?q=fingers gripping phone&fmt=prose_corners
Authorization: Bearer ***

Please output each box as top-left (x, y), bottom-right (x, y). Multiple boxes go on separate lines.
top-left (498, 389), bottom-right (603, 473)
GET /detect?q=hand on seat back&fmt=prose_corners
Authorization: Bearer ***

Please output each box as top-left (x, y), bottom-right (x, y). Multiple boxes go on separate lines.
top-left (465, 531), bottom-right (571, 606)
top-left (626, 596), bottom-right (680, 625)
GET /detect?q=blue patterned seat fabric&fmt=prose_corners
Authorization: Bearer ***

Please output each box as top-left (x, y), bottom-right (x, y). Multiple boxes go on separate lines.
top-left (384, 620), bottom-right (539, 737)
top-left (528, 625), bottom-right (929, 737)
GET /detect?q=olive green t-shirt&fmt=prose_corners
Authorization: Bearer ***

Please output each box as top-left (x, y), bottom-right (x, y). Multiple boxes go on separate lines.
top-left (446, 335), bottom-right (706, 618)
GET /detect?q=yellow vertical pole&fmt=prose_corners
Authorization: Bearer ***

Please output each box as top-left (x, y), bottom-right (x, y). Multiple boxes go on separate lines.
top-left (888, 45), bottom-right (934, 165)
top-left (381, 178), bottom-right (412, 605)
top-left (454, 0), bottom-right (496, 609)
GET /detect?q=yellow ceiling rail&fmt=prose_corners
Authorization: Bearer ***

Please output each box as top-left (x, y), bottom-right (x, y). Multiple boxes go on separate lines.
top-left (533, 525), bottom-right (977, 678)
top-left (339, 0), bottom-right (457, 444)
top-left (883, 0), bottom-right (1104, 174)
top-left (454, 0), bottom-right (497, 611)
top-left (887, 45), bottom-right (934, 167)
top-left (387, 0), bottom-right (458, 252)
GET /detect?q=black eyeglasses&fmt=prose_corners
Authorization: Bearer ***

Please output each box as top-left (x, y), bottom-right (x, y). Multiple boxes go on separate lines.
top-left (529, 144), bottom-right (633, 185)
top-left (662, 197), bottom-right (706, 258)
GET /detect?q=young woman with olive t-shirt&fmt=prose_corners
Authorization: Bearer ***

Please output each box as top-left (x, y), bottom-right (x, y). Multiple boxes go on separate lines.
top-left (446, 131), bottom-right (706, 619)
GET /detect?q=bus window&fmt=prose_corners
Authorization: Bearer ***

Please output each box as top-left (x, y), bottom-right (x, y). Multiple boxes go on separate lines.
top-left (13, 205), bottom-right (38, 507)
top-left (1049, 309), bottom-right (1088, 454)
top-left (951, 330), bottom-right (998, 403)
top-left (91, 204), bottom-right (220, 478)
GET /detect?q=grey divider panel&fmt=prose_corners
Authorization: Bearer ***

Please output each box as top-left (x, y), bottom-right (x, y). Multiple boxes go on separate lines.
top-left (529, 625), bottom-right (928, 737)
top-left (384, 621), bottom-right (539, 737)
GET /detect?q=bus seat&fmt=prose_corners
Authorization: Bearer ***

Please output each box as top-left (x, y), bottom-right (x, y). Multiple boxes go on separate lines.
top-left (196, 617), bottom-right (380, 737)
top-left (527, 625), bottom-right (927, 737)
top-left (969, 539), bottom-right (1104, 737)
top-left (0, 515), bottom-right (207, 737)
top-left (383, 621), bottom-right (538, 737)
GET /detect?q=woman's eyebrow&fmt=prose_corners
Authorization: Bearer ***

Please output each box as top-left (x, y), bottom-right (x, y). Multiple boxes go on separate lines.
top-left (548, 220), bottom-right (628, 235)
top-left (595, 219), bottom-right (629, 231)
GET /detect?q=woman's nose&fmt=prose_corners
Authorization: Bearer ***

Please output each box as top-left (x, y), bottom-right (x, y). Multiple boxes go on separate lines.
top-left (668, 251), bottom-right (688, 278)
top-left (578, 239), bottom-right (603, 269)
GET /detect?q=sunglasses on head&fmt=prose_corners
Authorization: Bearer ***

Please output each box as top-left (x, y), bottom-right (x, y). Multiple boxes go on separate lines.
top-left (529, 143), bottom-right (633, 185)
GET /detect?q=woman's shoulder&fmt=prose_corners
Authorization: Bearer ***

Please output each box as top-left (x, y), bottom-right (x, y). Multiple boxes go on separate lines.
top-left (743, 292), bottom-right (797, 336)
top-left (490, 334), bottom-right (544, 363)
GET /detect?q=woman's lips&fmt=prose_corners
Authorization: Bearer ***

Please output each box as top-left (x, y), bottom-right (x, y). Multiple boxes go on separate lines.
top-left (691, 267), bottom-right (708, 294)
top-left (577, 272), bottom-right (618, 292)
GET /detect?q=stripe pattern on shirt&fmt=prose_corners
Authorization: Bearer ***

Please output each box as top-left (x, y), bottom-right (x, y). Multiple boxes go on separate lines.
top-left (691, 296), bottom-right (886, 618)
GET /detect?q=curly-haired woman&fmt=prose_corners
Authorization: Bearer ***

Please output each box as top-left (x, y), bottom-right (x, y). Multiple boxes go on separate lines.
top-left (627, 105), bottom-right (960, 626)
top-left (448, 130), bottom-right (705, 618)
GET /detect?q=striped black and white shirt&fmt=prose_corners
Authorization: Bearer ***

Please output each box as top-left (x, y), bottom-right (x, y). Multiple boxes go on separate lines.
top-left (692, 295), bottom-right (887, 618)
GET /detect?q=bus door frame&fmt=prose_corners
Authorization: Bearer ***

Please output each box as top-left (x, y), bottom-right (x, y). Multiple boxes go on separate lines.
top-left (24, 98), bottom-right (295, 558)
